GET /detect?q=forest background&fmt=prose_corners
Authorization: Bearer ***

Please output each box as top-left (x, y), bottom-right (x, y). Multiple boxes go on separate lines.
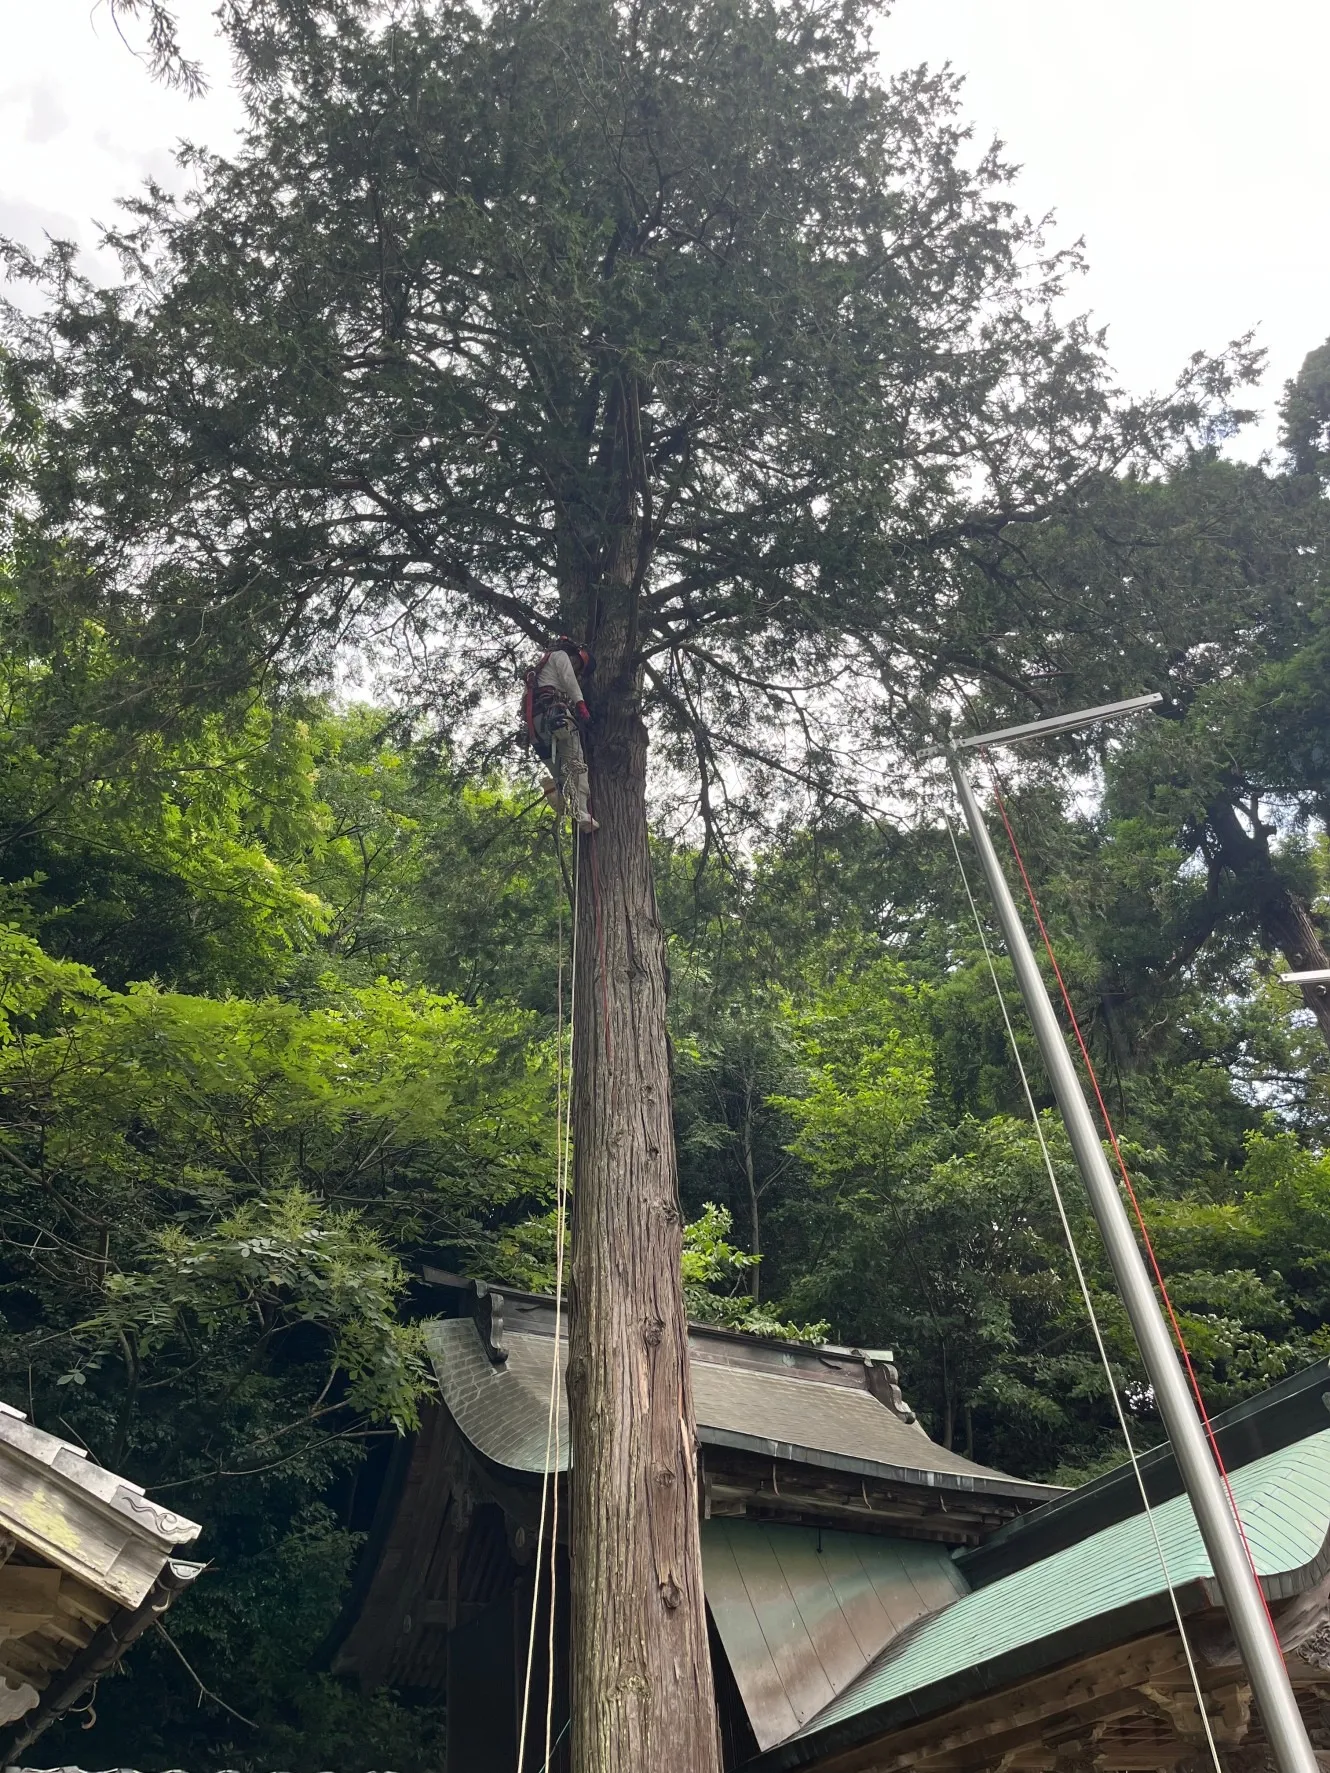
top-left (0, 1), bottom-right (1329, 1768)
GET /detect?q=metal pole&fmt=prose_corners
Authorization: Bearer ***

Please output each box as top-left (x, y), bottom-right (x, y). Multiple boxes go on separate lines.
top-left (948, 750), bottom-right (1317, 1773)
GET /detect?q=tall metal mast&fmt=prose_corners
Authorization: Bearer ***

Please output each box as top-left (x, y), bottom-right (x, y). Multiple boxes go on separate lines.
top-left (947, 696), bottom-right (1317, 1773)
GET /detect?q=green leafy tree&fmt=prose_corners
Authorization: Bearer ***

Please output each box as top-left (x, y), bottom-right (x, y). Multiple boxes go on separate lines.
top-left (672, 995), bottom-right (801, 1297)
top-left (782, 1112), bottom-right (1124, 1475)
top-left (300, 708), bottom-right (568, 1009)
top-left (1140, 1129), bottom-right (1330, 1407)
top-left (1283, 335), bottom-right (1330, 479)
top-left (0, 535), bottom-right (333, 993)
top-left (771, 960), bottom-right (935, 1177)
top-left (660, 804), bottom-right (1330, 1479)
top-left (679, 1202), bottom-right (827, 1342)
top-left (0, 921), bottom-right (554, 1765)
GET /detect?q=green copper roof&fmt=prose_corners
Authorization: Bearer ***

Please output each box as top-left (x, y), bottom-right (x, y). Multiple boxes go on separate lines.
top-left (795, 1425), bottom-right (1330, 1744)
top-left (703, 1519), bottom-right (966, 1750)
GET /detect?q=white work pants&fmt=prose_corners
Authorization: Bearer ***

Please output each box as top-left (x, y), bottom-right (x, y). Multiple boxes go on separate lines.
top-left (544, 715), bottom-right (591, 823)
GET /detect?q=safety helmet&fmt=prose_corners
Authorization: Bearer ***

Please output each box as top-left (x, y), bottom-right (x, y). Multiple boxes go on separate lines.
top-left (558, 636), bottom-right (594, 674)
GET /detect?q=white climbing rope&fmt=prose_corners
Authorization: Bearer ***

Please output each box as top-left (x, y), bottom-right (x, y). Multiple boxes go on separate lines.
top-left (944, 811), bottom-right (1225, 1773)
top-left (517, 820), bottom-right (578, 1773)
top-left (544, 828), bottom-right (576, 1771)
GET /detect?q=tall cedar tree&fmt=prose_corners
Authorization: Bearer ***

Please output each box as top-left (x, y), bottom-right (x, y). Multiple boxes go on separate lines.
top-left (1, 1), bottom-right (1245, 1764)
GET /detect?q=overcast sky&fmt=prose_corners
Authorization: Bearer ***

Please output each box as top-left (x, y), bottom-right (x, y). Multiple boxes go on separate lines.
top-left (3, 0), bottom-right (1327, 456)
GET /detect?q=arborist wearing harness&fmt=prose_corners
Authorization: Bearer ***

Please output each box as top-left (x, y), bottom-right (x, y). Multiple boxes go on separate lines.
top-left (522, 638), bottom-right (598, 833)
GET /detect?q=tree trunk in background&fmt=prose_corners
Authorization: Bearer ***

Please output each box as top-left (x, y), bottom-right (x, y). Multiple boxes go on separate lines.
top-left (1208, 797), bottom-right (1330, 1050)
top-left (742, 1082), bottom-right (761, 1303)
top-left (1263, 883), bottom-right (1330, 1048)
top-left (566, 643), bottom-right (720, 1773)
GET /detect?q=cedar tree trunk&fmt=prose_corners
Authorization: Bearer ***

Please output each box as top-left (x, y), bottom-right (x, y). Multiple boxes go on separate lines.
top-left (1264, 884), bottom-right (1330, 1047)
top-left (1208, 797), bottom-right (1330, 1049)
top-left (566, 613), bottom-right (720, 1773)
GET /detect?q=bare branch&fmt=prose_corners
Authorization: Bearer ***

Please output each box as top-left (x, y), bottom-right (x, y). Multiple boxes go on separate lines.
top-left (103, 1), bottom-right (207, 96)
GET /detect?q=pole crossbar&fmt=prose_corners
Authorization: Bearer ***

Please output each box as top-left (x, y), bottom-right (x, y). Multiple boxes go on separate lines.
top-left (944, 693), bottom-right (1317, 1773)
top-left (1281, 969), bottom-right (1330, 986)
top-left (953, 692), bottom-right (1164, 752)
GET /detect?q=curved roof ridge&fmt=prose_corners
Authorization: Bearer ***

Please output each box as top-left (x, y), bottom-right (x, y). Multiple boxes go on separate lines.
top-left (425, 1317), bottom-right (1060, 1502)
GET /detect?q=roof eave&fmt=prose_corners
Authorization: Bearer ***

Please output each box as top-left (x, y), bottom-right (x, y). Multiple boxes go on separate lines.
top-left (962, 1358), bottom-right (1330, 1586)
top-left (743, 1582), bottom-right (1215, 1773)
top-left (698, 1427), bottom-right (1063, 1506)
top-left (0, 1558), bottom-right (203, 1764)
top-left (0, 1413), bottom-right (202, 1609)
top-left (748, 1490), bottom-right (1330, 1773)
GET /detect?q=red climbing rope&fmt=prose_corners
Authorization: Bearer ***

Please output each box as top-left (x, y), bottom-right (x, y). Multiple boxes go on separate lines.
top-left (980, 749), bottom-right (1281, 1641)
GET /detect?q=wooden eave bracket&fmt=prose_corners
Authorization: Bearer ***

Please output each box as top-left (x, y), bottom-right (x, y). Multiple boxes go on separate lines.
top-left (0, 1557), bottom-right (202, 1764)
top-left (470, 1282), bottom-right (509, 1364)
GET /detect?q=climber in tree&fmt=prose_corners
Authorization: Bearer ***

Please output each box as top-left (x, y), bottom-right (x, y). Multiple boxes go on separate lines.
top-left (523, 638), bottom-right (598, 833)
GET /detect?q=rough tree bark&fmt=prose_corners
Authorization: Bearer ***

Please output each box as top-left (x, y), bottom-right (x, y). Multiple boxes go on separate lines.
top-left (1258, 881), bottom-right (1330, 1047)
top-left (1207, 797), bottom-right (1330, 1050)
top-left (565, 587), bottom-right (720, 1772)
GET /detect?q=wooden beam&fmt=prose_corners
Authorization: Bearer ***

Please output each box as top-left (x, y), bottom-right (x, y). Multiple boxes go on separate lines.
top-left (0, 1567), bottom-right (62, 1625)
top-left (810, 1635), bottom-right (1288, 1773)
top-left (811, 1632), bottom-right (1189, 1773)
top-left (55, 1579), bottom-right (116, 1632)
top-left (701, 1449), bottom-right (1017, 1543)
top-left (1134, 1679), bottom-right (1251, 1748)
top-left (914, 1693), bottom-right (1150, 1771)
top-left (0, 1560), bottom-right (200, 1763)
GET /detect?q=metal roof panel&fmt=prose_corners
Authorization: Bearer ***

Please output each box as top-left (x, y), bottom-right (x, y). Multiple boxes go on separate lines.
top-left (425, 1319), bottom-right (1054, 1500)
top-left (704, 1520), bottom-right (966, 1751)
top-left (690, 1363), bottom-right (1049, 1496)
top-left (793, 1425), bottom-right (1330, 1745)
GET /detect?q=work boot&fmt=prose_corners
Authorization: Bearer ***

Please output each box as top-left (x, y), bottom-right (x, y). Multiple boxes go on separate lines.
top-left (575, 815), bottom-right (600, 834)
top-left (541, 775), bottom-right (565, 814)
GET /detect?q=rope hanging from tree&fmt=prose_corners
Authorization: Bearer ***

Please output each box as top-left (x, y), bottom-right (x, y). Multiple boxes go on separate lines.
top-left (978, 750), bottom-right (1281, 1640)
top-left (517, 821), bottom-right (579, 1773)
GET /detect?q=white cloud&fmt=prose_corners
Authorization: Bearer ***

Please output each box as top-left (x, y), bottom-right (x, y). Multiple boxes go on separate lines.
top-left (3, 0), bottom-right (1325, 457)
top-left (19, 80), bottom-right (69, 145)
top-left (882, 0), bottom-right (1330, 455)
top-left (0, 0), bottom-right (241, 263)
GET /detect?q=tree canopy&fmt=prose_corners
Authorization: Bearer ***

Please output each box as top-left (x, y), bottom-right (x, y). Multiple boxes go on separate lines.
top-left (4, 0), bottom-right (1250, 800)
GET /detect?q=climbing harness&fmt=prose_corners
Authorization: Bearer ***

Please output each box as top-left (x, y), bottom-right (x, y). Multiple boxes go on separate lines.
top-left (519, 641), bottom-right (594, 760)
top-left (520, 651), bottom-right (559, 761)
top-left (521, 645), bottom-right (597, 834)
